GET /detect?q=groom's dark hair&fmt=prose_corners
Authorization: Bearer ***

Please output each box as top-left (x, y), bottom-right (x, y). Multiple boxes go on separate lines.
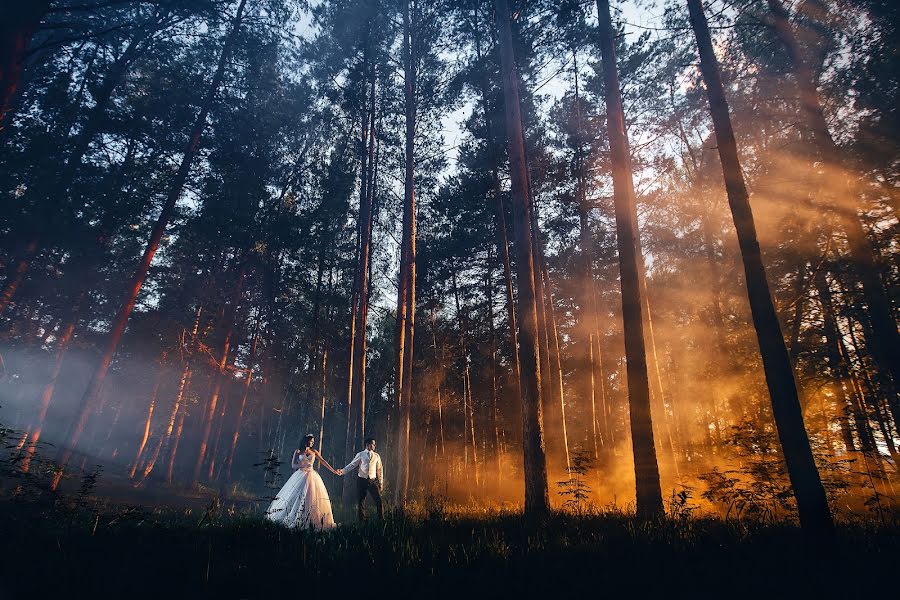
top-left (364, 437), bottom-right (376, 445)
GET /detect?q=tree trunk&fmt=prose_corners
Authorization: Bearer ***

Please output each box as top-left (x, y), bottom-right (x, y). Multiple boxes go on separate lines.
top-left (129, 352), bottom-right (166, 479)
top-left (815, 272), bottom-right (869, 453)
top-left (534, 216), bottom-right (570, 471)
top-left (596, 0), bottom-right (663, 519)
top-left (687, 0), bottom-right (832, 534)
top-left (193, 259), bottom-right (248, 485)
top-left (136, 306), bottom-right (202, 485)
top-left (166, 394), bottom-right (189, 484)
top-left (573, 58), bottom-right (607, 455)
top-left (20, 292), bottom-right (83, 473)
top-left (473, 3), bottom-right (521, 391)
top-left (452, 269), bottom-right (480, 488)
top-left (344, 59), bottom-right (378, 506)
top-left (50, 0), bottom-right (249, 489)
top-left (493, 0), bottom-right (550, 516)
top-left (486, 252), bottom-right (503, 488)
top-left (395, 0), bottom-right (418, 505)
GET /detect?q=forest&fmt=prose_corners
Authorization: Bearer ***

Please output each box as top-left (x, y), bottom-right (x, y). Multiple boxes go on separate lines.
top-left (1, 0), bottom-right (898, 594)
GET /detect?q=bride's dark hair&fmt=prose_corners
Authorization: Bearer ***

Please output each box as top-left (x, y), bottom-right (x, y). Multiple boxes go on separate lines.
top-left (300, 434), bottom-right (315, 449)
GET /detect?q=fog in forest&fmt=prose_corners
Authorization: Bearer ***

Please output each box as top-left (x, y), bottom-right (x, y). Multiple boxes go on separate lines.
top-left (1, 0), bottom-right (898, 526)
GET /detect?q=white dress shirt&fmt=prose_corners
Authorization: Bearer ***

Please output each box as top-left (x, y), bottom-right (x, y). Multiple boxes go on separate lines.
top-left (343, 450), bottom-right (383, 488)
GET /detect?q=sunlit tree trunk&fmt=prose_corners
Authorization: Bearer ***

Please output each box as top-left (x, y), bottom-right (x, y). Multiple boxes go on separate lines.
top-left (596, 0), bottom-right (663, 519)
top-left (208, 369), bottom-right (235, 482)
top-left (129, 352), bottom-right (167, 479)
top-left (193, 259), bottom-right (247, 485)
top-left (314, 347), bottom-right (328, 471)
top-left (430, 309), bottom-right (447, 463)
top-left (20, 292), bottom-right (84, 473)
top-left (452, 269), bottom-right (480, 488)
top-left (687, 0), bottom-right (832, 534)
top-left (395, 0), bottom-right (418, 505)
top-left (486, 251), bottom-right (503, 488)
top-left (573, 48), bottom-right (607, 457)
top-left (534, 219), bottom-right (570, 471)
top-left (166, 394), bottom-right (189, 484)
top-left (494, 0), bottom-right (549, 515)
top-left (51, 0), bottom-right (249, 490)
top-left (136, 307), bottom-right (202, 485)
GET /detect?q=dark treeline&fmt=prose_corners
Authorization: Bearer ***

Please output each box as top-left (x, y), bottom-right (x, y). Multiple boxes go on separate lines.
top-left (1, 0), bottom-right (897, 534)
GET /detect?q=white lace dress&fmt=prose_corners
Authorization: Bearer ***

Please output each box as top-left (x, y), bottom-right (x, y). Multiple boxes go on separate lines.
top-left (265, 451), bottom-right (336, 530)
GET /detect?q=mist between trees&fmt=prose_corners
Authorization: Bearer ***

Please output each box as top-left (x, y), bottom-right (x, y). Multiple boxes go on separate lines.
top-left (0, 0), bottom-right (897, 529)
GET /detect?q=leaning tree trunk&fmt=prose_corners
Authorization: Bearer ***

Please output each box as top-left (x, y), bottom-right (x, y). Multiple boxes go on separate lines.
top-left (130, 352), bottom-right (167, 479)
top-left (20, 291), bottom-right (84, 473)
top-left (493, 0), bottom-right (550, 516)
top-left (50, 0), bottom-right (249, 490)
top-left (766, 0), bottom-right (900, 400)
top-left (595, 0), bottom-right (663, 520)
top-left (687, 0), bottom-right (833, 534)
top-left (0, 1), bottom-right (49, 130)
top-left (136, 306), bottom-right (203, 485)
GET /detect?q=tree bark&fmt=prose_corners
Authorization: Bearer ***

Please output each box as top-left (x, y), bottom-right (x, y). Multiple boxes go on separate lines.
top-left (50, 0), bottom-right (249, 489)
top-left (135, 306), bottom-right (202, 485)
top-left (473, 2), bottom-right (521, 392)
top-left (129, 352), bottom-right (166, 479)
top-left (395, 0), bottom-right (418, 505)
top-left (20, 291), bottom-right (84, 473)
top-left (533, 210), bottom-right (570, 471)
top-left (687, 0), bottom-right (832, 534)
top-left (486, 252), bottom-right (503, 487)
top-left (344, 58), bottom-right (378, 505)
top-left (596, 0), bottom-right (663, 519)
top-left (573, 48), bottom-right (607, 456)
top-left (493, 0), bottom-right (550, 515)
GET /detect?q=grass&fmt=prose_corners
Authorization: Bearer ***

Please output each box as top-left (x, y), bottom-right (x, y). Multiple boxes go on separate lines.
top-left (1, 495), bottom-right (897, 599)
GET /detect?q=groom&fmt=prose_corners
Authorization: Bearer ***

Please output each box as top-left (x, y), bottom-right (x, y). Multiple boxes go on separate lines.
top-left (337, 437), bottom-right (384, 522)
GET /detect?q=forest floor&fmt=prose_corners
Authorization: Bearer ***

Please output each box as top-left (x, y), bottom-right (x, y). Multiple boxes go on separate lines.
top-left (1, 491), bottom-right (897, 599)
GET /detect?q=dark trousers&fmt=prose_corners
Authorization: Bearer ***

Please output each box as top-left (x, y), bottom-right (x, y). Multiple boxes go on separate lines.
top-left (356, 476), bottom-right (383, 521)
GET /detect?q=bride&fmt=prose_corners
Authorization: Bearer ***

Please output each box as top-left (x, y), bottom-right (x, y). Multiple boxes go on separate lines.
top-left (265, 434), bottom-right (337, 530)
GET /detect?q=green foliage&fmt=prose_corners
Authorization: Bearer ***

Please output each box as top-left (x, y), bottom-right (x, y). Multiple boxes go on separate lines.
top-left (556, 448), bottom-right (593, 513)
top-left (699, 421), bottom-right (796, 523)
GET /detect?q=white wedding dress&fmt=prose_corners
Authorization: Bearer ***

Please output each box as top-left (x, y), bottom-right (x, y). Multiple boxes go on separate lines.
top-left (265, 451), bottom-right (336, 530)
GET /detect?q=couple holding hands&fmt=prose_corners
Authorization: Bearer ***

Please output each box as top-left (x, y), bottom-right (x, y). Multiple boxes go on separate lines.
top-left (265, 434), bottom-right (384, 530)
